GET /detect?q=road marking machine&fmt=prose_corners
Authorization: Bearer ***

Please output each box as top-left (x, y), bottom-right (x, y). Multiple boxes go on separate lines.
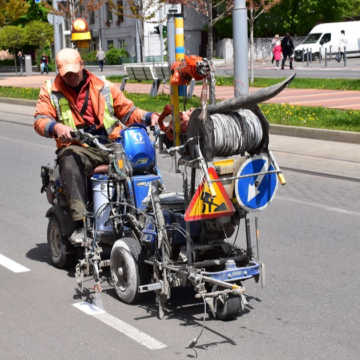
top-left (41, 56), bottom-right (294, 329)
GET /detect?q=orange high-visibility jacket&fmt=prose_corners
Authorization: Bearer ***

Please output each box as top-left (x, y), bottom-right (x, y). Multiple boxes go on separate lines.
top-left (34, 69), bottom-right (148, 149)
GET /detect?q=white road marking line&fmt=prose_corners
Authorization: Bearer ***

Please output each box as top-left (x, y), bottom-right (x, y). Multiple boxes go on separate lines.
top-left (0, 254), bottom-right (30, 273)
top-left (73, 302), bottom-right (167, 350)
top-left (276, 196), bottom-right (360, 217)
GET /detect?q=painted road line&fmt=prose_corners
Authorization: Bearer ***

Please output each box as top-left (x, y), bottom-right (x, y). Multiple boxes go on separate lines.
top-left (0, 253), bottom-right (30, 273)
top-left (73, 302), bottom-right (167, 350)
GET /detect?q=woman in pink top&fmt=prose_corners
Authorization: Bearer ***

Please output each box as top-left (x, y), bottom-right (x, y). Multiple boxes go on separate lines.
top-left (272, 35), bottom-right (282, 70)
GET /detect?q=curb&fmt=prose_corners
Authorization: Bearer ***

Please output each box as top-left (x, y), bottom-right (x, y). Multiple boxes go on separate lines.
top-left (270, 124), bottom-right (360, 144)
top-left (0, 97), bottom-right (37, 107)
top-left (0, 96), bottom-right (358, 144)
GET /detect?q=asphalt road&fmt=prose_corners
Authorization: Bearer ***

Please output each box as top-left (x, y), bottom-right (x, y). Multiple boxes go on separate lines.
top-left (1, 103), bottom-right (360, 359)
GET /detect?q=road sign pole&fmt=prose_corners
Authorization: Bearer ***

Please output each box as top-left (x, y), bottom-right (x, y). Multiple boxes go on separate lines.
top-left (53, 1), bottom-right (61, 59)
top-left (233, 0), bottom-right (249, 96)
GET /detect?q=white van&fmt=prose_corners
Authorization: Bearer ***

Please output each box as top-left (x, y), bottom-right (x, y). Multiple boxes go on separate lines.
top-left (294, 21), bottom-right (360, 61)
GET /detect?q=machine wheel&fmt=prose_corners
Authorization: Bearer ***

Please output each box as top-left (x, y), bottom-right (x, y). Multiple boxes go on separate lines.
top-left (213, 286), bottom-right (241, 321)
top-left (47, 216), bottom-right (76, 269)
top-left (110, 237), bottom-right (148, 304)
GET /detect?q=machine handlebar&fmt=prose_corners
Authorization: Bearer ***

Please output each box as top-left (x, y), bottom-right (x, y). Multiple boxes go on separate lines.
top-left (70, 130), bottom-right (113, 152)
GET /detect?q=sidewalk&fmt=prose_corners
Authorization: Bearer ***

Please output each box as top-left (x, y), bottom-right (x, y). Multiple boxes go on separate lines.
top-left (0, 73), bottom-right (359, 111)
top-left (0, 72), bottom-right (359, 144)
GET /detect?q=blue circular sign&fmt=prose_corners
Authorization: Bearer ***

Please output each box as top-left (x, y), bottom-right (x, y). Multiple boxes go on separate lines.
top-left (235, 155), bottom-right (278, 212)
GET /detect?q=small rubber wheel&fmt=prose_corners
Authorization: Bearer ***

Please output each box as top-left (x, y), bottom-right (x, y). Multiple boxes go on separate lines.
top-left (110, 237), bottom-right (148, 304)
top-left (213, 286), bottom-right (241, 321)
top-left (47, 216), bottom-right (76, 269)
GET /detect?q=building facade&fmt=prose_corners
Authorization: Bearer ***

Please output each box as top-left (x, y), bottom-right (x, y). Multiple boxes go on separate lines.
top-left (81, 1), bottom-right (207, 59)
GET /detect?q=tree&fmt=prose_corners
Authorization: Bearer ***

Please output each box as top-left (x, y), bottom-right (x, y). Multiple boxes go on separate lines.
top-left (0, 0), bottom-right (29, 27)
top-left (0, 26), bottom-right (25, 73)
top-left (247, 1), bottom-right (281, 83)
top-left (254, 0), bottom-right (345, 37)
top-left (24, 20), bottom-right (54, 48)
top-left (12, 0), bottom-right (51, 27)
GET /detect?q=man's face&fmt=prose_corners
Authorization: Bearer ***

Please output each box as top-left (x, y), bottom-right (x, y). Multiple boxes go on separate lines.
top-left (61, 62), bottom-right (84, 87)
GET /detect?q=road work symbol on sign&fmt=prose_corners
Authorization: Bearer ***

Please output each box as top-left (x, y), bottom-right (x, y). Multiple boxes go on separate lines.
top-left (185, 167), bottom-right (235, 221)
top-left (235, 155), bottom-right (278, 212)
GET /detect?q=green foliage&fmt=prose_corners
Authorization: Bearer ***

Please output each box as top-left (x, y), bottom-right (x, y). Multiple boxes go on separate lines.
top-left (214, 16), bottom-right (233, 39)
top-left (12, 0), bottom-right (50, 26)
top-left (0, 26), bottom-right (26, 52)
top-left (341, 0), bottom-right (360, 20)
top-left (0, 59), bottom-right (17, 66)
top-left (259, 103), bottom-right (360, 132)
top-left (255, 0), bottom-right (344, 37)
top-left (0, 0), bottom-right (29, 27)
top-left (24, 21), bottom-right (54, 47)
top-left (80, 50), bottom-right (98, 62)
top-left (105, 44), bottom-right (130, 65)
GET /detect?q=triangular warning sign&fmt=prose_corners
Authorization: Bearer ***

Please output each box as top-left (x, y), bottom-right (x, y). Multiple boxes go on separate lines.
top-left (185, 167), bottom-right (235, 221)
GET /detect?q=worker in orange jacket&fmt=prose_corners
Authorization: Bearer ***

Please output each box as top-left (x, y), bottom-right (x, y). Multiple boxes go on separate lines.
top-left (34, 48), bottom-right (159, 242)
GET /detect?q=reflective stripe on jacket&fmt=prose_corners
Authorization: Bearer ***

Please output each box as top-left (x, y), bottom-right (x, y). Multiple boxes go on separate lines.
top-left (45, 76), bottom-right (118, 135)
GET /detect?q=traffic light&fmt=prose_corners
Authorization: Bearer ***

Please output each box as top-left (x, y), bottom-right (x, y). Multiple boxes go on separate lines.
top-left (154, 26), bottom-right (160, 35)
top-left (71, 18), bottom-right (91, 48)
top-left (163, 26), bottom-right (167, 36)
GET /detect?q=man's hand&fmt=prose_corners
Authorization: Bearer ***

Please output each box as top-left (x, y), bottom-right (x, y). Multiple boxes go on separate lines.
top-left (150, 112), bottom-right (160, 127)
top-left (53, 123), bottom-right (74, 143)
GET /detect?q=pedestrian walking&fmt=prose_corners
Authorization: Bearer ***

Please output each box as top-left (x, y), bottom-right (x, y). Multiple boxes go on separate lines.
top-left (17, 51), bottom-right (25, 75)
top-left (271, 34), bottom-right (280, 64)
top-left (281, 33), bottom-right (294, 70)
top-left (96, 49), bottom-right (106, 72)
top-left (41, 53), bottom-right (49, 74)
top-left (272, 39), bottom-right (282, 70)
top-left (338, 30), bottom-right (348, 62)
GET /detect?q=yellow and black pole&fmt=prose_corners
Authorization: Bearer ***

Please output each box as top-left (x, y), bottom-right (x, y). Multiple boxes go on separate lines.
top-left (172, 14), bottom-right (185, 148)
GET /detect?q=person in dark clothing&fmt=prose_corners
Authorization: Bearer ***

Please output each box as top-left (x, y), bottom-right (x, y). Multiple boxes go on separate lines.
top-left (17, 51), bottom-right (25, 75)
top-left (281, 33), bottom-right (294, 70)
top-left (41, 53), bottom-right (49, 74)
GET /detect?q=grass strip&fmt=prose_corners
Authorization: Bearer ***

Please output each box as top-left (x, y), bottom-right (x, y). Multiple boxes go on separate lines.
top-left (106, 75), bottom-right (360, 91)
top-left (0, 86), bottom-right (358, 132)
top-left (125, 93), bottom-right (360, 133)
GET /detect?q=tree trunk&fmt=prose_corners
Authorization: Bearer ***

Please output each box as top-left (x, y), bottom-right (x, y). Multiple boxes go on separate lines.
top-left (14, 48), bottom-right (17, 75)
top-left (207, 0), bottom-right (213, 59)
top-left (250, 9), bottom-right (254, 84)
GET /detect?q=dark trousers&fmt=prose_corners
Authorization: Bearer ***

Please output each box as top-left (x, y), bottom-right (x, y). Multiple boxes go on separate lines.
top-left (282, 53), bottom-right (293, 68)
top-left (57, 146), bottom-right (110, 221)
top-left (98, 60), bottom-right (104, 71)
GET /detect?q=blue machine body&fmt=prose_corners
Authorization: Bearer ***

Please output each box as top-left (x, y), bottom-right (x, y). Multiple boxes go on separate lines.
top-left (141, 211), bottom-right (201, 250)
top-left (118, 124), bottom-right (155, 170)
top-left (132, 174), bottom-right (162, 212)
